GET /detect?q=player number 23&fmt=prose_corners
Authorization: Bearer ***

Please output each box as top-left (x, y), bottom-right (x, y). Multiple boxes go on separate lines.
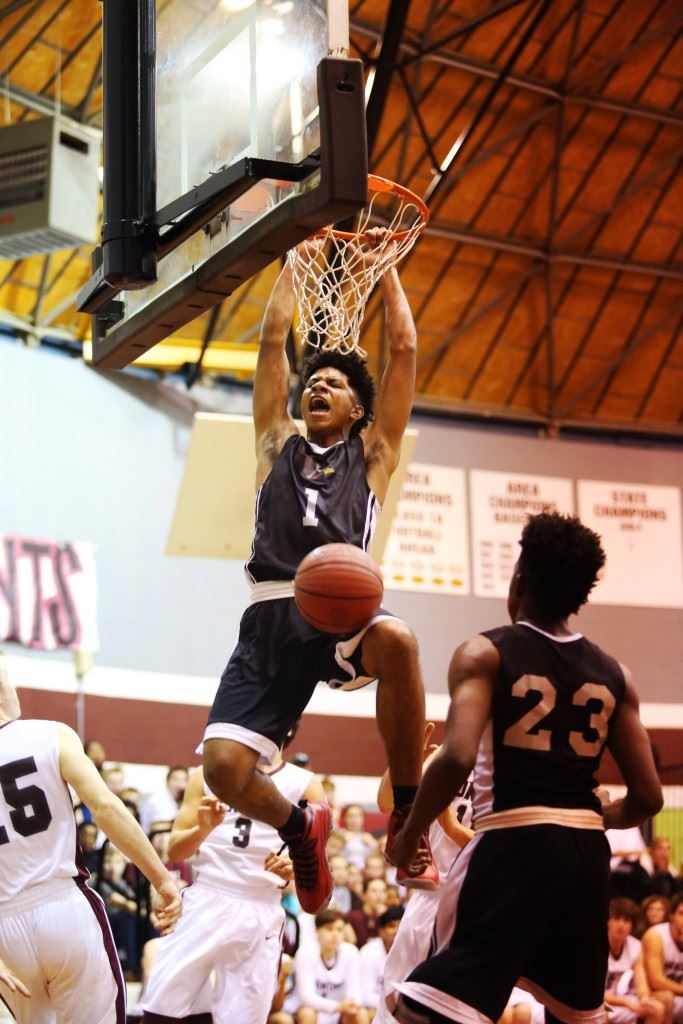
top-left (503, 675), bottom-right (616, 756)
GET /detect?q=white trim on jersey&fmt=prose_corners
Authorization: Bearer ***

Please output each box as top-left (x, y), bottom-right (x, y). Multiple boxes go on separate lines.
top-left (362, 490), bottom-right (381, 551)
top-left (249, 580), bottom-right (296, 602)
top-left (470, 722), bottom-right (494, 825)
top-left (517, 622), bottom-right (582, 643)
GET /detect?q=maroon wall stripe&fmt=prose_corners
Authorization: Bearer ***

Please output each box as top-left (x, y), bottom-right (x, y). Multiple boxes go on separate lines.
top-left (18, 688), bottom-right (681, 784)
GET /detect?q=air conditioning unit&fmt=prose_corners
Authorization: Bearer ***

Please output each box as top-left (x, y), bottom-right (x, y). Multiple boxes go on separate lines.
top-left (0, 116), bottom-right (100, 259)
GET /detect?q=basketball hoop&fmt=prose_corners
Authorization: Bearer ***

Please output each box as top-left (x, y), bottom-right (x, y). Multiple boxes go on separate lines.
top-left (288, 175), bottom-right (429, 356)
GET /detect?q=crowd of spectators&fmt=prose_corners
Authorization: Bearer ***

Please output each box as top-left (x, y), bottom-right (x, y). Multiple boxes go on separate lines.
top-left (73, 741), bottom-right (682, 1023)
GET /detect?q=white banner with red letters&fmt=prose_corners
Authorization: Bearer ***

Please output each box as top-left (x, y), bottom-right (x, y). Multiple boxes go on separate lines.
top-left (0, 534), bottom-right (98, 651)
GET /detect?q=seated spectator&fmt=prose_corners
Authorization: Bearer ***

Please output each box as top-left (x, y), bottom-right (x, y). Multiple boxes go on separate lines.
top-left (642, 891), bottom-right (683, 1022)
top-left (321, 775), bottom-right (341, 829)
top-left (102, 764), bottom-right (126, 796)
top-left (326, 829), bottom-right (347, 859)
top-left (346, 863), bottom-right (364, 904)
top-left (359, 906), bottom-right (403, 1016)
top-left (647, 837), bottom-right (681, 899)
top-left (642, 896), bottom-right (671, 930)
top-left (290, 908), bottom-right (369, 1023)
top-left (77, 820), bottom-right (101, 881)
top-left (120, 786), bottom-right (141, 817)
top-left (269, 953), bottom-right (295, 1024)
top-left (341, 804), bottom-right (378, 869)
top-left (330, 855), bottom-right (361, 915)
top-left (84, 738), bottom-right (107, 773)
top-left (385, 884), bottom-right (403, 909)
top-left (347, 878), bottom-right (388, 948)
top-left (97, 845), bottom-right (140, 976)
top-left (607, 826), bottom-right (651, 904)
top-left (605, 897), bottom-right (665, 1024)
top-left (139, 765), bottom-right (189, 836)
top-left (363, 851), bottom-right (388, 884)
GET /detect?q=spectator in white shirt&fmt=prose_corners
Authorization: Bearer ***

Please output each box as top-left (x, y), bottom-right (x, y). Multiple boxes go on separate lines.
top-left (139, 765), bottom-right (189, 836)
top-left (359, 906), bottom-right (403, 1015)
top-left (291, 908), bottom-right (369, 1024)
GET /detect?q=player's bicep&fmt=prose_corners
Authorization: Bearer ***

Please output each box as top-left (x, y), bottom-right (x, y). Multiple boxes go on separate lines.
top-left (607, 675), bottom-right (662, 813)
top-left (441, 637), bottom-right (498, 767)
top-left (57, 724), bottom-right (113, 810)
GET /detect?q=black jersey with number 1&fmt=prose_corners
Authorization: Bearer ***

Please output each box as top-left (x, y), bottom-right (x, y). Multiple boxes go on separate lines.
top-left (472, 621), bottom-right (626, 825)
top-left (245, 434), bottom-right (380, 583)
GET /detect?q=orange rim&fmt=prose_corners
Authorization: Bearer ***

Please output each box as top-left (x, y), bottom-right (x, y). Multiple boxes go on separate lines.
top-left (312, 174), bottom-right (429, 242)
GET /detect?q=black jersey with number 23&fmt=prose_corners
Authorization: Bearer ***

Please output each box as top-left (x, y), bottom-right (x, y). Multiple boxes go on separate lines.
top-left (475, 622), bottom-right (626, 819)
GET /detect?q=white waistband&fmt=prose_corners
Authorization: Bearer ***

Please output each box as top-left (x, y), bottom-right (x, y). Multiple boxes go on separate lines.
top-left (0, 876), bottom-right (79, 915)
top-left (194, 876), bottom-right (284, 904)
top-left (249, 580), bottom-right (295, 603)
top-left (474, 806), bottom-right (604, 832)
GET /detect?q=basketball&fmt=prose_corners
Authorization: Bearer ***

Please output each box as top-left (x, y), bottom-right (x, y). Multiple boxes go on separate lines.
top-left (294, 543), bottom-right (383, 634)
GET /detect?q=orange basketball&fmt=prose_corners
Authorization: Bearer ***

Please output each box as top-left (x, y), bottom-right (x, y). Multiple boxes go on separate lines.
top-left (294, 543), bottom-right (383, 634)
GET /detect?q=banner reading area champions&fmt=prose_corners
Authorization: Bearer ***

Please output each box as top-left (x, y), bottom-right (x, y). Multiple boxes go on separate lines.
top-left (0, 534), bottom-right (98, 651)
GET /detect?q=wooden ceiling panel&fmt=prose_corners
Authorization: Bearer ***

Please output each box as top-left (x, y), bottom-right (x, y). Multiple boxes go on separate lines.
top-left (0, 0), bottom-right (679, 436)
top-left (639, 367), bottom-right (683, 421)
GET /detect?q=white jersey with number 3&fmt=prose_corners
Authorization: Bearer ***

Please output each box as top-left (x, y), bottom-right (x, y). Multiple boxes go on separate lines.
top-left (0, 719), bottom-right (81, 904)
top-left (195, 760), bottom-right (313, 898)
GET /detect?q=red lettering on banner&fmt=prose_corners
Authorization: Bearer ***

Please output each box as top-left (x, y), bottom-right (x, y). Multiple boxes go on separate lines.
top-left (0, 535), bottom-right (95, 651)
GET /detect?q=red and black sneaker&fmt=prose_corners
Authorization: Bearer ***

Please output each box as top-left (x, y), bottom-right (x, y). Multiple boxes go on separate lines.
top-left (280, 802), bottom-right (333, 915)
top-left (385, 804), bottom-right (439, 891)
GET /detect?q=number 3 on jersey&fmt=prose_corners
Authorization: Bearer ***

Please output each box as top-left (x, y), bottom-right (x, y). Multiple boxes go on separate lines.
top-left (0, 756), bottom-right (53, 844)
top-left (504, 675), bottom-right (616, 757)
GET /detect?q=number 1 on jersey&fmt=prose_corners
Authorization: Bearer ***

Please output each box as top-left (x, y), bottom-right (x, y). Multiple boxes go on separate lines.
top-left (303, 487), bottom-right (320, 527)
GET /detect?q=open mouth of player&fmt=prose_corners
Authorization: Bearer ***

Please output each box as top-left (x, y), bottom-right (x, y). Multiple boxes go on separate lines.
top-left (309, 396), bottom-right (330, 413)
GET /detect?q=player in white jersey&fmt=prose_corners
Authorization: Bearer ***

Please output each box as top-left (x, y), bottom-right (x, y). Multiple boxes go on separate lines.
top-left (374, 726), bottom-right (474, 1023)
top-left (140, 755), bottom-right (323, 1024)
top-left (605, 898), bottom-right (665, 1024)
top-left (360, 906), bottom-right (403, 1015)
top-left (0, 654), bottom-right (182, 1024)
top-left (643, 893), bottom-right (683, 1024)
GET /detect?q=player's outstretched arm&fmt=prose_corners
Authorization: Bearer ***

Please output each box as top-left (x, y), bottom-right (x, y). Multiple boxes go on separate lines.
top-left (57, 725), bottom-right (182, 926)
top-left (253, 259), bottom-right (299, 487)
top-left (389, 636), bottom-right (497, 870)
top-left (168, 766), bottom-right (226, 862)
top-left (603, 671), bottom-right (663, 831)
top-left (364, 254), bottom-right (417, 504)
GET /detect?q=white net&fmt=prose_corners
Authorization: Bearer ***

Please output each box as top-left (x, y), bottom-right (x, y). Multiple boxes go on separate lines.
top-left (287, 176), bottom-right (428, 356)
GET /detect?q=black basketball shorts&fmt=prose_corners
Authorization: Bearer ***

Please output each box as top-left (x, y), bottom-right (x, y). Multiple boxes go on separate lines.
top-left (395, 824), bottom-right (611, 1024)
top-left (205, 597), bottom-right (394, 760)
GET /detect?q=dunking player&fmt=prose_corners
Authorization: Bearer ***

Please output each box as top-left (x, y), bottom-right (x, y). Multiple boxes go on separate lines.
top-left (389, 512), bottom-right (663, 1024)
top-left (0, 653), bottom-right (182, 1024)
top-left (140, 751), bottom-right (322, 1023)
top-left (203, 236), bottom-right (434, 915)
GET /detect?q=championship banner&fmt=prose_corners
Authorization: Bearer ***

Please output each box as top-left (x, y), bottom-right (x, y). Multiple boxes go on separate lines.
top-left (0, 535), bottom-right (98, 651)
top-left (578, 481), bottom-right (683, 608)
top-left (381, 464), bottom-right (470, 595)
top-left (470, 470), bottom-right (574, 598)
